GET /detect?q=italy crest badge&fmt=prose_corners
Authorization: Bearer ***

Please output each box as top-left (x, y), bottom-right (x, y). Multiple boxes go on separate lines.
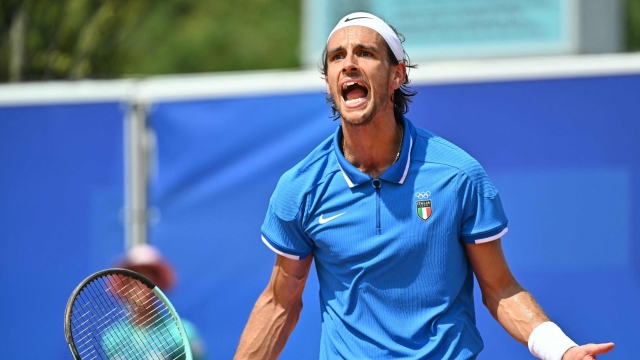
top-left (416, 200), bottom-right (432, 221)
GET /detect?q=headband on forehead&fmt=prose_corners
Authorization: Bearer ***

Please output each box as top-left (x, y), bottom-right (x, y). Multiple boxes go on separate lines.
top-left (328, 12), bottom-right (404, 62)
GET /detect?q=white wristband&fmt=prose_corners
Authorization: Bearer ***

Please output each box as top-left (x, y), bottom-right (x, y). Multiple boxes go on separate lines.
top-left (528, 322), bottom-right (578, 360)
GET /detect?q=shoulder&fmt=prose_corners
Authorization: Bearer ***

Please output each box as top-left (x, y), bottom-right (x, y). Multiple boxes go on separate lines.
top-left (270, 133), bottom-right (340, 220)
top-left (412, 126), bottom-right (497, 198)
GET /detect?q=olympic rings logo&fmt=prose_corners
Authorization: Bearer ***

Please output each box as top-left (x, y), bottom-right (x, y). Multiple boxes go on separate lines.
top-left (415, 191), bottom-right (431, 199)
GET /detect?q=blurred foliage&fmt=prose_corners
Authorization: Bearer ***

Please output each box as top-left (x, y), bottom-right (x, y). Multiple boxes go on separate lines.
top-left (0, 0), bottom-right (300, 81)
top-left (1, 0), bottom-right (639, 82)
top-left (629, 0), bottom-right (640, 51)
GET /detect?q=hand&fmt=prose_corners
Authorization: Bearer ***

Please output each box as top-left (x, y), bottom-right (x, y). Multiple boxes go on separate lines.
top-left (562, 343), bottom-right (615, 360)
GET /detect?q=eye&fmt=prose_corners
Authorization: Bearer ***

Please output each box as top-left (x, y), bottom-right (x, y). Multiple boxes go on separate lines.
top-left (359, 51), bottom-right (372, 57)
top-left (330, 53), bottom-right (344, 61)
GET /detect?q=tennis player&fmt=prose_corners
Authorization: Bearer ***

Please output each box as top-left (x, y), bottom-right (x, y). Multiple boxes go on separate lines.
top-left (234, 12), bottom-right (614, 360)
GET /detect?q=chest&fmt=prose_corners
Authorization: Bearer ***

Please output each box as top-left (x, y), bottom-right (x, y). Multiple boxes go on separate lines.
top-left (304, 169), bottom-right (462, 267)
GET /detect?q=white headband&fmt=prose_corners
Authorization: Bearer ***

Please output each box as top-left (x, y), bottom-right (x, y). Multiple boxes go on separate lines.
top-left (328, 12), bottom-right (404, 62)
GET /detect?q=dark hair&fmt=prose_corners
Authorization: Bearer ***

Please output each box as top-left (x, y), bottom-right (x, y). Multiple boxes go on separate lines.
top-left (320, 23), bottom-right (418, 124)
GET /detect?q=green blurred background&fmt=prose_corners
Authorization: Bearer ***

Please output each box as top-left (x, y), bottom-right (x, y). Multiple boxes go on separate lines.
top-left (0, 0), bottom-right (639, 82)
top-left (0, 0), bottom-right (300, 81)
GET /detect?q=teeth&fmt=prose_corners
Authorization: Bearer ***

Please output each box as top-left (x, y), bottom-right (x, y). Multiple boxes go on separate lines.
top-left (343, 81), bottom-right (357, 89)
top-left (345, 97), bottom-right (365, 104)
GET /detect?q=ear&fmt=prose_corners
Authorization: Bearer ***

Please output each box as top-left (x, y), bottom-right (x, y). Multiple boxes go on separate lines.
top-left (390, 62), bottom-right (406, 91)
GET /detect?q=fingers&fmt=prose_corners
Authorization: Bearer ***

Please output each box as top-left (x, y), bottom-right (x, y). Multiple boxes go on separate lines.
top-left (563, 343), bottom-right (615, 360)
top-left (585, 342), bottom-right (615, 355)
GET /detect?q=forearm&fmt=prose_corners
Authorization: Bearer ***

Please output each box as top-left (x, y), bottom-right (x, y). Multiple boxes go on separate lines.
top-left (489, 285), bottom-right (616, 360)
top-left (468, 241), bottom-right (613, 359)
top-left (483, 281), bottom-right (550, 345)
top-left (233, 289), bottom-right (303, 360)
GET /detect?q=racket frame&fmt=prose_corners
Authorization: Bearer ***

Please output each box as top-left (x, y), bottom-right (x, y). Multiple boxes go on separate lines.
top-left (64, 268), bottom-right (193, 360)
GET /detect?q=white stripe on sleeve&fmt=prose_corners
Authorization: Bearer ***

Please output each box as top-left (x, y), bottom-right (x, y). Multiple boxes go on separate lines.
top-left (261, 236), bottom-right (301, 260)
top-left (474, 227), bottom-right (508, 244)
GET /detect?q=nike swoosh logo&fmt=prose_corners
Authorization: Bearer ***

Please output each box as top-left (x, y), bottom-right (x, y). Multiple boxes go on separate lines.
top-left (344, 16), bottom-right (371, 22)
top-left (319, 212), bottom-right (346, 224)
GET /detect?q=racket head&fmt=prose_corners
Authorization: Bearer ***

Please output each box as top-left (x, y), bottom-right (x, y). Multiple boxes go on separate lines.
top-left (64, 268), bottom-right (192, 360)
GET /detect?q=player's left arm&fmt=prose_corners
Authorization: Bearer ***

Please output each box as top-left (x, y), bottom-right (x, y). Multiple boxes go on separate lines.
top-left (465, 238), bottom-right (614, 360)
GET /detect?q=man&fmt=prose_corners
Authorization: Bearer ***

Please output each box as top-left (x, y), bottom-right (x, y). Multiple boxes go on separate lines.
top-left (234, 12), bottom-right (614, 360)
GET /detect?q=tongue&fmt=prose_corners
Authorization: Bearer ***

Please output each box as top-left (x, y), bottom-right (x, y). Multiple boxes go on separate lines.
top-left (346, 88), bottom-right (366, 100)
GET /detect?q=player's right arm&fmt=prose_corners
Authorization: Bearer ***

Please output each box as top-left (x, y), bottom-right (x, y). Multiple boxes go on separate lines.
top-left (234, 254), bottom-right (313, 360)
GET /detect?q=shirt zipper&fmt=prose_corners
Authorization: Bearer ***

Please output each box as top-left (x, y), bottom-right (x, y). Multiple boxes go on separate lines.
top-left (372, 179), bottom-right (381, 235)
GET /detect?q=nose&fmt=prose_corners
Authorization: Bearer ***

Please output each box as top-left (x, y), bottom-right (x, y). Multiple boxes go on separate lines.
top-left (342, 52), bottom-right (359, 74)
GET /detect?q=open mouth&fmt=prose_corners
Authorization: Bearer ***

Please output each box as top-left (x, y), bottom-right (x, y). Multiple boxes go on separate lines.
top-left (341, 81), bottom-right (369, 106)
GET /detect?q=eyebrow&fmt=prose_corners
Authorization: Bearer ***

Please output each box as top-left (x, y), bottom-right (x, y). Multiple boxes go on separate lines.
top-left (357, 44), bottom-right (378, 52)
top-left (327, 45), bottom-right (345, 55)
top-left (327, 43), bottom-right (379, 55)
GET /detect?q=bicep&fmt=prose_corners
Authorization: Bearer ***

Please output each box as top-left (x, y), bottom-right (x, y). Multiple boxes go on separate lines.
top-left (464, 238), bottom-right (517, 295)
top-left (266, 255), bottom-right (313, 306)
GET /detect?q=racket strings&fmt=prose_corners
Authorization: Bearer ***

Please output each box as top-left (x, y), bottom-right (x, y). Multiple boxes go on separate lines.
top-left (75, 275), bottom-right (187, 360)
top-left (73, 277), bottom-right (130, 358)
top-left (69, 274), bottom-right (188, 359)
top-left (103, 277), bottom-right (186, 359)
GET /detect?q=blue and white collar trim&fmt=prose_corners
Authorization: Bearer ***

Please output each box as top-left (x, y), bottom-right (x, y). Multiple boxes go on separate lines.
top-left (334, 116), bottom-right (415, 188)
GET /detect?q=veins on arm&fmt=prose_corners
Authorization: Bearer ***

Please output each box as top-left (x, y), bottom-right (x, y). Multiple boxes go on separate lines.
top-left (465, 239), bottom-right (550, 345)
top-left (234, 255), bottom-right (313, 360)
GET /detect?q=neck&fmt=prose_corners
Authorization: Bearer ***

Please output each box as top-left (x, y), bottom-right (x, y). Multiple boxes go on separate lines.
top-left (341, 112), bottom-right (403, 179)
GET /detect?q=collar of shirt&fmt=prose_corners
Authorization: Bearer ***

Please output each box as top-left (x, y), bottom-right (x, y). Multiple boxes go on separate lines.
top-left (334, 116), bottom-right (415, 188)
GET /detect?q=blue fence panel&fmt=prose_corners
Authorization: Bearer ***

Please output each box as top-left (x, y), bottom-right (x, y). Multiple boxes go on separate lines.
top-left (0, 103), bottom-right (126, 359)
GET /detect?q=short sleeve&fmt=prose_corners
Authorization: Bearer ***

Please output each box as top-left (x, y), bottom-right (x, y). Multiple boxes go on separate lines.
top-left (458, 170), bottom-right (508, 244)
top-left (261, 204), bottom-right (314, 260)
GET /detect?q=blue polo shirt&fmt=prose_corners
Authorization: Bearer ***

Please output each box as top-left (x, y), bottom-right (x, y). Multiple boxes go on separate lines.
top-left (261, 116), bottom-right (508, 359)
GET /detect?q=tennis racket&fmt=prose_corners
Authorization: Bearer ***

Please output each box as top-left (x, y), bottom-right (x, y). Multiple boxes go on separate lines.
top-left (64, 268), bottom-right (193, 360)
